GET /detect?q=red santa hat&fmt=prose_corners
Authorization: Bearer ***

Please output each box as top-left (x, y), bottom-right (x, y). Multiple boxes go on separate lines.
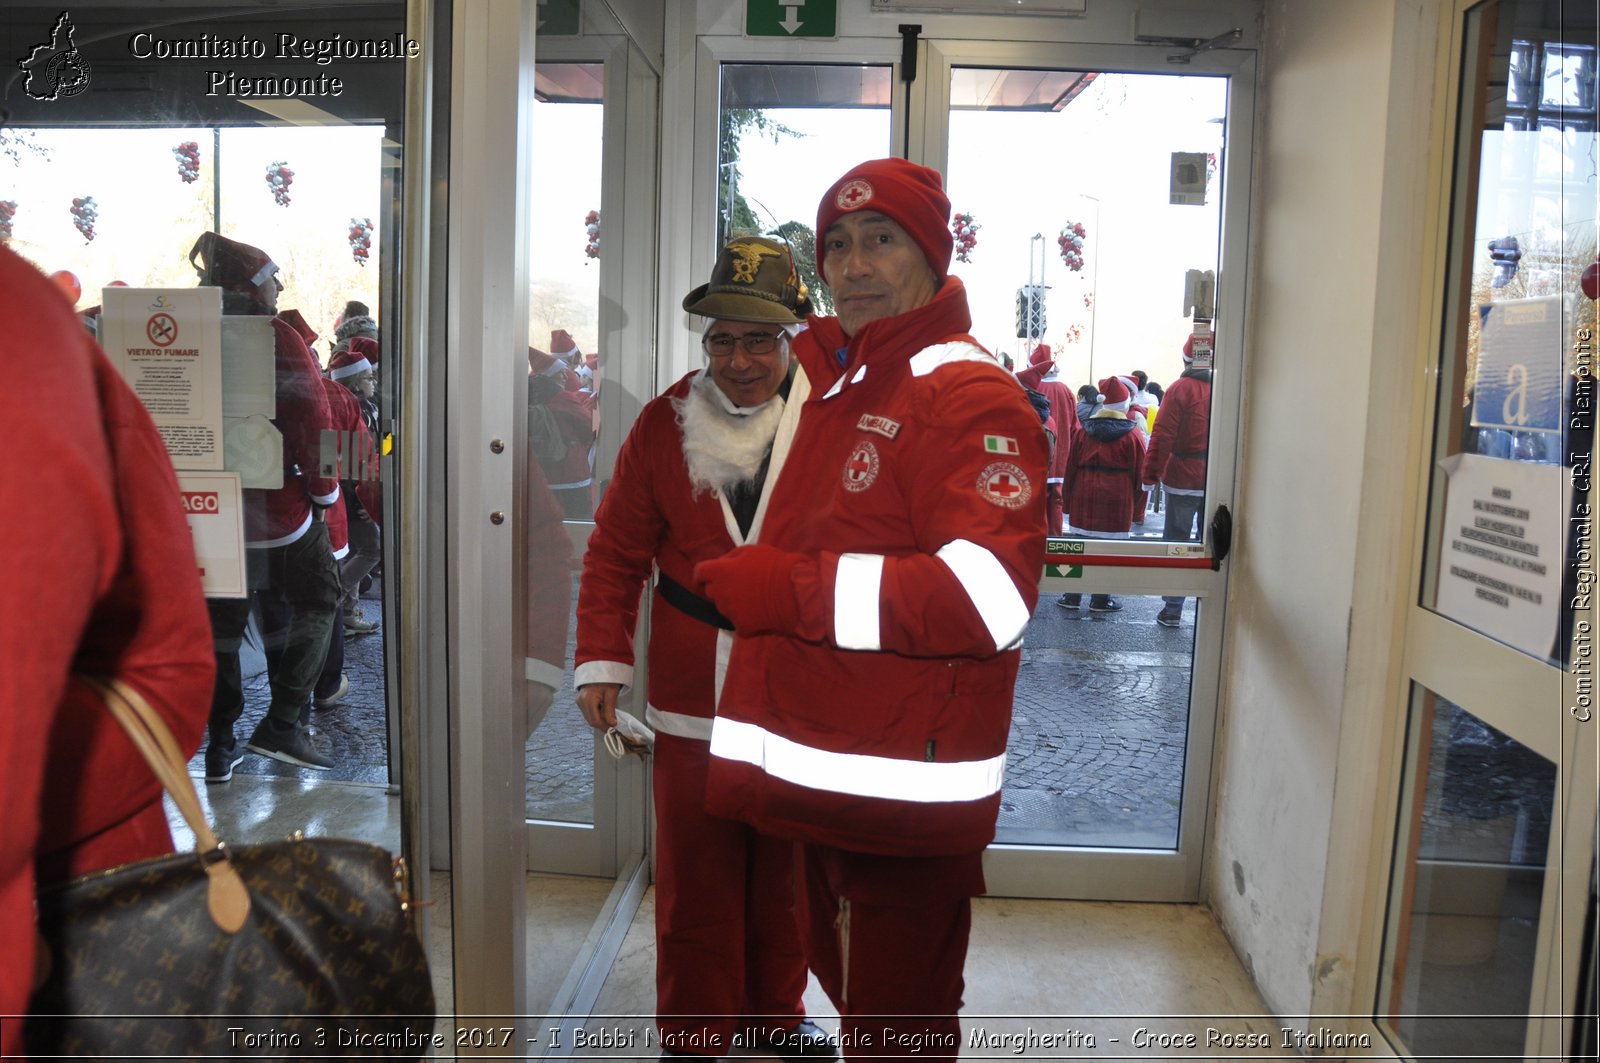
top-left (1097, 374), bottom-right (1131, 412)
top-left (528, 347), bottom-right (556, 373)
top-left (1029, 343), bottom-right (1054, 369)
top-left (329, 345), bottom-right (374, 381)
top-left (815, 158), bottom-right (954, 280)
top-left (550, 329), bottom-right (579, 358)
top-left (348, 335), bottom-right (379, 366)
top-left (188, 231), bottom-right (277, 294)
top-left (277, 307), bottom-right (317, 347)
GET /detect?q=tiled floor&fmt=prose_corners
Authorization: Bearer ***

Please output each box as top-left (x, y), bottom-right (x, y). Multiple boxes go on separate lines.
top-left (174, 775), bottom-right (1273, 1060)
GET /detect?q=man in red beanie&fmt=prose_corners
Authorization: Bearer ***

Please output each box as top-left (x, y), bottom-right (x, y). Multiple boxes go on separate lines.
top-left (189, 231), bottom-right (342, 777)
top-left (696, 159), bottom-right (1049, 1060)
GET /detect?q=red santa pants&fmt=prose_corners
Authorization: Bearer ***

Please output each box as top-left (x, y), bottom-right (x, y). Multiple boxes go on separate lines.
top-left (654, 733), bottom-right (807, 1055)
top-left (795, 843), bottom-right (982, 1062)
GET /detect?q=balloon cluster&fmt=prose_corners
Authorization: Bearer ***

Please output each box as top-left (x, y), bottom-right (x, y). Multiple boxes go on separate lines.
top-left (70, 196), bottom-right (98, 243)
top-left (173, 141), bottom-right (201, 183)
top-left (0, 200), bottom-right (15, 241)
top-left (951, 211), bottom-right (979, 264)
top-left (584, 209), bottom-right (601, 261)
top-left (349, 217), bottom-right (374, 266)
top-left (1058, 221), bottom-right (1087, 272)
top-left (266, 161), bottom-right (294, 207)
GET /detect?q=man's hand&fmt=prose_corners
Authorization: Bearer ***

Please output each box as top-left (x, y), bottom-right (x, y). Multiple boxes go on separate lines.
top-left (694, 544), bottom-right (807, 635)
top-left (576, 682), bottom-right (622, 732)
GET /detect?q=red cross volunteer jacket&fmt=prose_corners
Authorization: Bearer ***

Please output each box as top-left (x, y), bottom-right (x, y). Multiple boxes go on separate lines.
top-left (702, 278), bottom-right (1049, 857)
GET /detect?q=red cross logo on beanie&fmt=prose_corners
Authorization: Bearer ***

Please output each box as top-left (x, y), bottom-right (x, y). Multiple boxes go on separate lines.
top-left (837, 179), bottom-right (874, 211)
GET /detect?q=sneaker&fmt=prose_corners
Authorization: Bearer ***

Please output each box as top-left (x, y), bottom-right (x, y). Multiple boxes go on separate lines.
top-left (204, 737), bottom-right (245, 784)
top-left (1055, 593), bottom-right (1082, 610)
top-left (246, 720), bottom-right (334, 770)
top-left (344, 607), bottom-right (378, 635)
top-left (1156, 605), bottom-right (1183, 628)
top-left (1088, 595), bottom-right (1122, 612)
top-left (313, 673), bottom-right (350, 708)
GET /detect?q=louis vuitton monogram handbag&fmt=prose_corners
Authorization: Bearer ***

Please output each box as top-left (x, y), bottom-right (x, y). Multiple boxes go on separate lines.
top-left (26, 677), bottom-right (436, 1059)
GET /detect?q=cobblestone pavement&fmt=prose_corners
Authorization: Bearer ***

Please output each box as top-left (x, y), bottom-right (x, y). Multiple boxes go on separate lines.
top-left (202, 578), bottom-right (1205, 851)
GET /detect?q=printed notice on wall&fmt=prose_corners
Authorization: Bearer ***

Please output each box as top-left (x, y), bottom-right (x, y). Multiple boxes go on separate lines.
top-left (1435, 452), bottom-right (1568, 659)
top-left (177, 471), bottom-right (246, 598)
top-left (100, 287), bottom-right (225, 470)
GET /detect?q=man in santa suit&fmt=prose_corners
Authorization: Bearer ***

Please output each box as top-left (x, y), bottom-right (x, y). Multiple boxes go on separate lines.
top-left (189, 232), bottom-right (341, 779)
top-left (574, 236), bottom-right (835, 1061)
top-left (695, 159), bottom-right (1048, 1061)
top-left (1014, 342), bottom-right (1073, 534)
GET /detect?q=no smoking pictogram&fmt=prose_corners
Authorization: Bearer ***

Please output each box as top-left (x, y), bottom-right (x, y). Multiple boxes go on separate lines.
top-left (147, 313), bottom-right (178, 347)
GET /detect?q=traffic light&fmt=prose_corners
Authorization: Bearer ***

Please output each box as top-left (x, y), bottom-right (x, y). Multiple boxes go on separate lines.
top-left (1015, 285), bottom-right (1047, 339)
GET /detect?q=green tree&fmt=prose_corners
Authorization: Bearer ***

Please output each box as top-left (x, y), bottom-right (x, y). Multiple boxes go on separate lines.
top-left (716, 107), bottom-right (831, 315)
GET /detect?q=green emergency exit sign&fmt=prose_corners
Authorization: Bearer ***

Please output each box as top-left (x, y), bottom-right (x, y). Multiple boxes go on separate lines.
top-left (537, 0), bottom-right (580, 36)
top-left (746, 0), bottom-right (838, 39)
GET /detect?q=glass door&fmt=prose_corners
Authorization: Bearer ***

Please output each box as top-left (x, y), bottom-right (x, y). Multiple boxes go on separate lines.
top-left (697, 29), bottom-right (1255, 902)
top-left (925, 40), bottom-right (1253, 901)
top-left (1372, 1), bottom-right (1597, 1056)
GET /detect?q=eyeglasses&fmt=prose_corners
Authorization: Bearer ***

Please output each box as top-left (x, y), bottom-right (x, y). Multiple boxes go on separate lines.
top-left (702, 330), bottom-right (785, 358)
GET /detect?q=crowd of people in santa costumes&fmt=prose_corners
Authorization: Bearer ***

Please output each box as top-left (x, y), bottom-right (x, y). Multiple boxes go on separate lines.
top-left (0, 244), bottom-right (215, 1059)
top-left (528, 333), bottom-right (599, 520)
top-left (189, 231), bottom-right (343, 781)
top-left (574, 236), bottom-right (834, 1060)
top-left (693, 159), bottom-right (1048, 1062)
top-left (1056, 373), bottom-right (1148, 613)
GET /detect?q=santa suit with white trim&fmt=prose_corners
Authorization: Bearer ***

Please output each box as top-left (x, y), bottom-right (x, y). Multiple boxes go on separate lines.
top-left (696, 159), bottom-right (1048, 1062)
top-left (574, 239), bottom-right (829, 1054)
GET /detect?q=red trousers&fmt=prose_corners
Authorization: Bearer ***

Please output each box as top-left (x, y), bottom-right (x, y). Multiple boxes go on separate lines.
top-left (654, 733), bottom-right (808, 1054)
top-left (795, 843), bottom-right (983, 1062)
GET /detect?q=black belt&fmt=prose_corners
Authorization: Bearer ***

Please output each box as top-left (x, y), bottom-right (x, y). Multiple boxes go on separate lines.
top-left (656, 571), bottom-right (734, 631)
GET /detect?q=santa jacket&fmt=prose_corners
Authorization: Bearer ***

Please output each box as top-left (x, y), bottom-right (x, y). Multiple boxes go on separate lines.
top-left (574, 364), bottom-right (815, 739)
top-left (1143, 368), bottom-right (1211, 492)
top-left (246, 317), bottom-right (340, 547)
top-left (705, 278), bottom-right (1048, 857)
top-left (1014, 364), bottom-right (1073, 482)
top-left (1062, 412), bottom-right (1147, 535)
top-left (1, 246), bottom-right (213, 1052)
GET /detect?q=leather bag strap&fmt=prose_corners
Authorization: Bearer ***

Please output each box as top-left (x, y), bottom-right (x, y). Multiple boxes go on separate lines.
top-left (79, 676), bottom-right (252, 932)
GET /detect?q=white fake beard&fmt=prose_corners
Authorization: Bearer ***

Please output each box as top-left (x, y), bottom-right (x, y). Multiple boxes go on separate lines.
top-left (673, 370), bottom-right (786, 496)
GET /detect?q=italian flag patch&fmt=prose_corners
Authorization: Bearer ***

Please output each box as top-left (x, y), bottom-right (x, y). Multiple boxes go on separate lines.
top-left (983, 435), bottom-right (1019, 455)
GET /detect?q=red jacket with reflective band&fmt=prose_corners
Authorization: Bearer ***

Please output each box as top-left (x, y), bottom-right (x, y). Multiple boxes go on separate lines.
top-left (706, 279), bottom-right (1048, 857)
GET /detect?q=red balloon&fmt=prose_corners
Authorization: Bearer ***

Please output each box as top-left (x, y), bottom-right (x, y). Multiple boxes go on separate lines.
top-left (49, 269), bottom-right (82, 303)
top-left (107, 280), bottom-right (129, 287)
top-left (1582, 259), bottom-right (1600, 301)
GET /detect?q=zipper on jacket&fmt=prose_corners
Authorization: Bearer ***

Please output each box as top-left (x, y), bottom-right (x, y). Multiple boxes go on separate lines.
top-left (925, 739), bottom-right (937, 761)
top-left (835, 897), bottom-right (852, 1007)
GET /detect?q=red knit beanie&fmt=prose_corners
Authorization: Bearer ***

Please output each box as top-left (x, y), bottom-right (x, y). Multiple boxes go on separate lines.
top-left (1029, 343), bottom-right (1053, 368)
top-left (815, 158), bottom-right (953, 279)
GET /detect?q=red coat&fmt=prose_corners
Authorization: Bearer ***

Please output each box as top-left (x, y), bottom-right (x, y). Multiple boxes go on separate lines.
top-left (1062, 413), bottom-right (1146, 535)
top-left (1015, 365), bottom-right (1073, 482)
top-left (1143, 369), bottom-right (1211, 491)
top-left (705, 279), bottom-right (1048, 857)
top-left (0, 247), bottom-right (213, 1053)
top-left (319, 378), bottom-right (372, 556)
top-left (574, 367), bottom-right (815, 737)
top-left (246, 317), bottom-right (340, 546)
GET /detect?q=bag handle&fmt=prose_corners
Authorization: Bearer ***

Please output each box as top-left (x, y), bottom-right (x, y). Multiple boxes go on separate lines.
top-left (81, 676), bottom-right (252, 933)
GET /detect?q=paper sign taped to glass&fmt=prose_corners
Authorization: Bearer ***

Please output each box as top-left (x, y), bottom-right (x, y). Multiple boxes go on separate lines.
top-left (1471, 295), bottom-right (1565, 434)
top-left (1434, 452), bottom-right (1568, 660)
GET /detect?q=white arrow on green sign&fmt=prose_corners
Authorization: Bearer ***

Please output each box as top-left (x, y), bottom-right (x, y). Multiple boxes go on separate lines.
top-left (746, 0), bottom-right (838, 39)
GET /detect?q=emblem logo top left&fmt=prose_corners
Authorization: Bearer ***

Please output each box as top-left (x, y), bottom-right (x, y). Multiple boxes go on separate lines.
top-left (18, 12), bottom-right (92, 102)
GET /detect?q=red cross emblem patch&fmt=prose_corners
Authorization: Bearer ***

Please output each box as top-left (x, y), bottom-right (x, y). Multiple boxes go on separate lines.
top-left (836, 179), bottom-right (874, 211)
top-left (842, 439), bottom-right (880, 493)
top-left (977, 461), bottom-right (1032, 509)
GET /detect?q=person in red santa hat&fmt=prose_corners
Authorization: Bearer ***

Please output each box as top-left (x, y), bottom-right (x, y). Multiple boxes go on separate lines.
top-left (0, 245), bottom-right (214, 1058)
top-left (1014, 342), bottom-right (1073, 534)
top-left (1057, 374), bottom-right (1148, 612)
top-left (326, 340), bottom-right (384, 637)
top-left (188, 231), bottom-right (341, 778)
top-left (528, 344), bottom-right (598, 519)
top-left (1142, 335), bottom-right (1211, 627)
top-left (575, 235), bottom-right (835, 1061)
top-left (693, 159), bottom-right (1048, 1061)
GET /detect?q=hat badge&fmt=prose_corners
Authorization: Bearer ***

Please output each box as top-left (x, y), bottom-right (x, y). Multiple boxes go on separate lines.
top-left (725, 239), bottom-right (782, 284)
top-left (836, 179), bottom-right (874, 211)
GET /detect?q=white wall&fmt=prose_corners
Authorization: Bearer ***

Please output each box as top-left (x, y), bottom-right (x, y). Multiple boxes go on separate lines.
top-left (1210, 0), bottom-right (1435, 1023)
